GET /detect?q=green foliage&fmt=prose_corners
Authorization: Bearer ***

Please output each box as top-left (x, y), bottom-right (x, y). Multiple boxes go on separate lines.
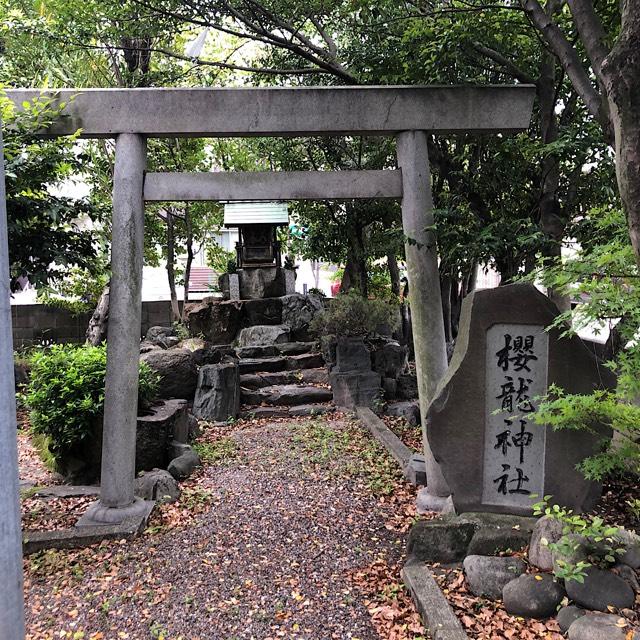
top-left (1, 95), bottom-right (103, 291)
top-left (193, 437), bottom-right (238, 464)
top-left (206, 244), bottom-right (236, 274)
top-left (311, 290), bottom-right (399, 337)
top-left (37, 265), bottom-right (109, 316)
top-left (527, 208), bottom-right (640, 480)
top-left (532, 495), bottom-right (623, 582)
top-left (171, 321), bottom-right (189, 341)
top-left (24, 344), bottom-right (157, 463)
top-left (307, 287), bottom-right (326, 298)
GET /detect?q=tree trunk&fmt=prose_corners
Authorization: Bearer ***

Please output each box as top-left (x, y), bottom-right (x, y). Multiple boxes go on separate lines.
top-left (166, 211), bottom-right (181, 323)
top-left (387, 252), bottom-right (401, 297)
top-left (341, 219), bottom-right (368, 296)
top-left (440, 273), bottom-right (453, 344)
top-left (86, 283), bottom-right (110, 346)
top-left (182, 203), bottom-right (194, 321)
top-left (603, 1), bottom-right (640, 266)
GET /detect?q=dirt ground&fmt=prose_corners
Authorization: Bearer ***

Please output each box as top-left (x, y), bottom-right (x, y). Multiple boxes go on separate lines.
top-left (22, 413), bottom-right (428, 640)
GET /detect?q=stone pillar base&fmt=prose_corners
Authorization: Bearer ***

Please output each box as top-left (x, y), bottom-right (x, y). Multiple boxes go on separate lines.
top-left (416, 487), bottom-right (455, 515)
top-left (77, 497), bottom-right (154, 527)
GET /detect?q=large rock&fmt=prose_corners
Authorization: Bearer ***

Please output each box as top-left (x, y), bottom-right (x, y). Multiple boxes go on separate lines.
top-left (136, 399), bottom-right (189, 472)
top-left (556, 605), bottom-right (586, 633)
top-left (280, 293), bottom-right (324, 341)
top-left (407, 520), bottom-right (477, 563)
top-left (330, 371), bottom-right (381, 409)
top-left (178, 338), bottom-right (235, 367)
top-left (396, 373), bottom-right (418, 400)
top-left (168, 448), bottom-right (201, 480)
top-left (427, 283), bottom-right (615, 515)
top-left (242, 297), bottom-right (283, 326)
top-left (502, 573), bottom-right (565, 619)
top-left (134, 469), bottom-right (180, 503)
top-left (372, 340), bottom-right (408, 379)
top-left (565, 567), bottom-right (635, 612)
top-left (407, 512), bottom-right (536, 563)
top-left (193, 362), bottom-right (240, 422)
top-left (185, 299), bottom-right (242, 343)
top-left (144, 326), bottom-right (180, 349)
top-left (385, 401), bottom-right (420, 427)
top-left (141, 348), bottom-right (198, 400)
top-left (238, 325), bottom-right (290, 347)
top-left (568, 613), bottom-right (638, 640)
top-left (334, 336), bottom-right (372, 372)
top-left (617, 529), bottom-right (640, 569)
top-left (463, 555), bottom-right (526, 600)
top-left (529, 516), bottom-right (564, 570)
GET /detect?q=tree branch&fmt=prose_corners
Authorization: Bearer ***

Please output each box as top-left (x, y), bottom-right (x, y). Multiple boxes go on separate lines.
top-left (520, 0), bottom-right (605, 127)
top-left (470, 41), bottom-right (536, 84)
top-left (565, 0), bottom-right (610, 88)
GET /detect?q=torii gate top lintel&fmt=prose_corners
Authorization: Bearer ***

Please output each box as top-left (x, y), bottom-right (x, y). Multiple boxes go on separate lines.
top-left (6, 85), bottom-right (535, 138)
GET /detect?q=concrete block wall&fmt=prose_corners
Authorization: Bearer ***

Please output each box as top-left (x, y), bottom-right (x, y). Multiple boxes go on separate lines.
top-left (11, 301), bottom-right (176, 348)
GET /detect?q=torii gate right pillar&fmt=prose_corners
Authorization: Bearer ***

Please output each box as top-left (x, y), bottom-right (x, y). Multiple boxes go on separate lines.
top-left (397, 130), bottom-right (453, 512)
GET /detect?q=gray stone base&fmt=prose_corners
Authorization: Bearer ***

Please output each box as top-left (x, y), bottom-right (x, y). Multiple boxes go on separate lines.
top-left (77, 497), bottom-right (154, 527)
top-left (416, 488), bottom-right (455, 515)
top-left (23, 507), bottom-right (154, 556)
top-left (329, 371), bottom-right (381, 409)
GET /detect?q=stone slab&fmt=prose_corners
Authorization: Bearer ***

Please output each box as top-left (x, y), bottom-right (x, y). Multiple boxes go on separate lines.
top-left (23, 504), bottom-right (153, 555)
top-left (402, 563), bottom-right (469, 640)
top-left (427, 283), bottom-right (616, 515)
top-left (35, 486), bottom-right (100, 498)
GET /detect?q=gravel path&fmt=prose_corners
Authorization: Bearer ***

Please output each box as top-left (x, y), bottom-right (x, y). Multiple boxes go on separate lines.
top-left (24, 414), bottom-right (423, 640)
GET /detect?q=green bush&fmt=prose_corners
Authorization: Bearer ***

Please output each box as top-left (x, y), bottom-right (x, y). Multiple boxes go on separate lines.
top-left (24, 344), bottom-right (158, 463)
top-left (311, 290), bottom-right (399, 336)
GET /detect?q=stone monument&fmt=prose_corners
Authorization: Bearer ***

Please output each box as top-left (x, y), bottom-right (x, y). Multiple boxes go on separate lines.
top-left (427, 283), bottom-right (614, 515)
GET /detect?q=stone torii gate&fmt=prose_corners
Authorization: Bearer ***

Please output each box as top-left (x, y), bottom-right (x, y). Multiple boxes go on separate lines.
top-left (0, 85), bottom-right (534, 638)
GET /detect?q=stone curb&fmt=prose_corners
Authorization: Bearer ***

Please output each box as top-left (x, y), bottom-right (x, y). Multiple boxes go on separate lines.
top-left (356, 407), bottom-right (426, 485)
top-left (402, 561), bottom-right (469, 640)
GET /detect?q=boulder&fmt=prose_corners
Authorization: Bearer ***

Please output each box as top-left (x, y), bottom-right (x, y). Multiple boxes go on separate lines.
top-left (168, 448), bottom-right (201, 480)
top-left (330, 371), bottom-right (381, 409)
top-left (556, 605), bottom-right (587, 633)
top-left (141, 348), bottom-right (198, 399)
top-left (13, 360), bottom-right (30, 390)
top-left (134, 469), bottom-right (180, 504)
top-left (407, 512), bottom-right (536, 563)
top-left (385, 401), bottom-right (420, 427)
top-left (140, 341), bottom-right (161, 354)
top-left (178, 338), bottom-right (235, 367)
top-left (568, 613), bottom-right (638, 640)
top-left (238, 325), bottom-right (290, 347)
top-left (145, 325), bottom-right (176, 344)
top-left (502, 573), bottom-right (565, 619)
top-left (529, 516), bottom-right (564, 571)
top-left (613, 563), bottom-right (640, 593)
top-left (463, 555), bottom-right (526, 600)
top-left (193, 363), bottom-right (240, 422)
top-left (372, 340), bottom-right (408, 379)
top-left (334, 336), bottom-right (371, 373)
top-left (617, 529), bottom-right (640, 569)
top-left (407, 520), bottom-right (477, 564)
top-left (565, 567), bottom-right (635, 612)
top-left (242, 297), bottom-right (283, 326)
top-left (320, 335), bottom-right (337, 369)
top-left (396, 373), bottom-right (418, 400)
top-left (185, 299), bottom-right (242, 344)
top-left (280, 293), bottom-right (324, 341)
top-left (136, 399), bottom-right (189, 472)
top-left (382, 377), bottom-right (397, 400)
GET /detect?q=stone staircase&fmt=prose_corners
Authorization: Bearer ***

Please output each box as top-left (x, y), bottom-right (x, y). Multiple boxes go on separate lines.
top-left (236, 341), bottom-right (334, 419)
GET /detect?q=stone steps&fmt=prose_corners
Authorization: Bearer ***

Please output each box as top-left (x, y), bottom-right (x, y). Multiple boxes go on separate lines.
top-left (238, 353), bottom-right (324, 375)
top-left (240, 404), bottom-right (335, 419)
top-left (235, 341), bottom-right (318, 359)
top-left (239, 367), bottom-right (328, 389)
top-left (241, 383), bottom-right (332, 407)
